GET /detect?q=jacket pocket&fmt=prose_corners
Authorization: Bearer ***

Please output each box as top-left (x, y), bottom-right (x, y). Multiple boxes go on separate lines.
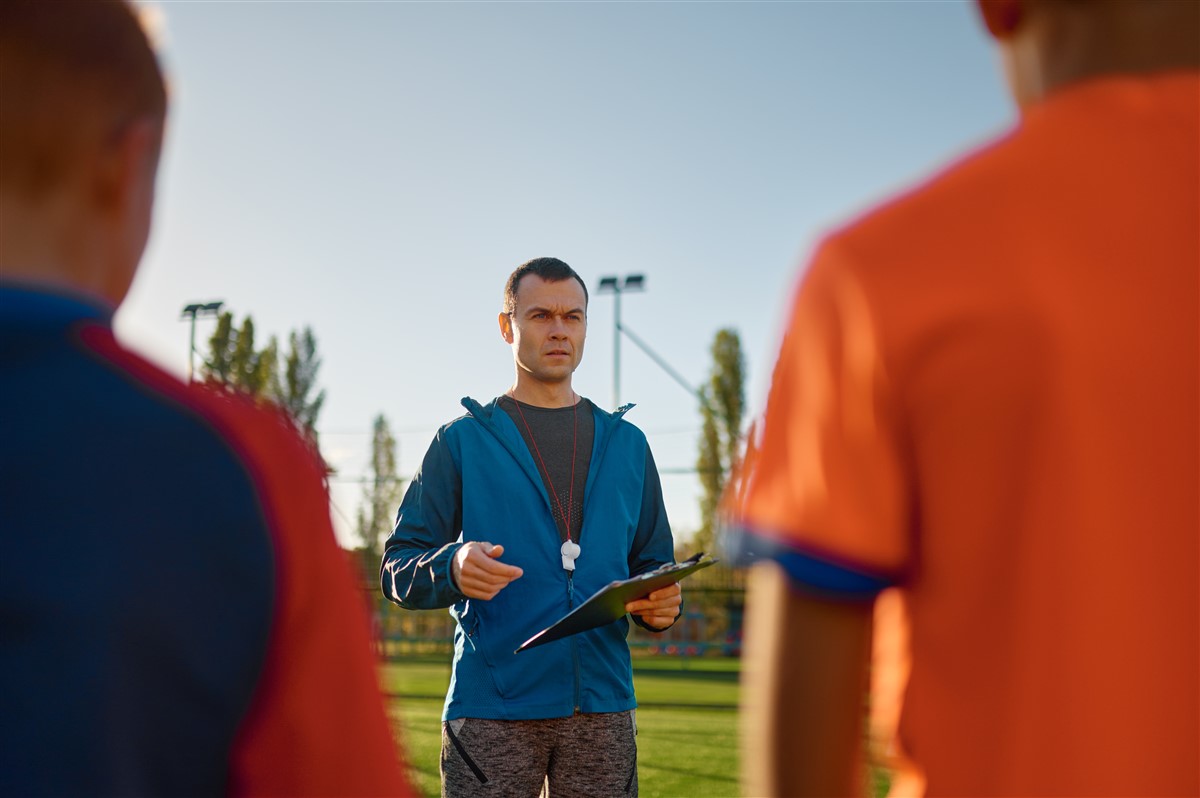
top-left (451, 611), bottom-right (506, 706)
top-left (444, 720), bottom-right (489, 785)
top-left (478, 621), bottom-right (569, 702)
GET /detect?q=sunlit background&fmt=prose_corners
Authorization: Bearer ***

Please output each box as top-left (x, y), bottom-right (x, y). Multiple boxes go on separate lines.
top-left (120, 0), bottom-right (1013, 546)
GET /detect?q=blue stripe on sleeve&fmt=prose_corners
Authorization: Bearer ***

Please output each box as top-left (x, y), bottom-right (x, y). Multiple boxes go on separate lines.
top-left (722, 524), bottom-right (895, 600)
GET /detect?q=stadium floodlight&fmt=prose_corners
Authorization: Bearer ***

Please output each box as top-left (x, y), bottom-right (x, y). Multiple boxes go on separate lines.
top-left (596, 274), bottom-right (645, 409)
top-left (180, 300), bottom-right (224, 382)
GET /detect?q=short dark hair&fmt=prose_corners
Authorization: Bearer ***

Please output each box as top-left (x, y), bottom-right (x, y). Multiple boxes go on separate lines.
top-left (503, 257), bottom-right (589, 315)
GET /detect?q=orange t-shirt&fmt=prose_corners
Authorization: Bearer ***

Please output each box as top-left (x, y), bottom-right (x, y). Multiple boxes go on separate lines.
top-left (734, 72), bottom-right (1199, 796)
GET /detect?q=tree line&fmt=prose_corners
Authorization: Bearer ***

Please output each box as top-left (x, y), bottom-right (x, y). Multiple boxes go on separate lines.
top-left (201, 311), bottom-right (327, 447)
top-left (200, 310), bottom-right (401, 569)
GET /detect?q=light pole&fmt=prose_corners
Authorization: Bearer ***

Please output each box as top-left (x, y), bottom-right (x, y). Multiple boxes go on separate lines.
top-left (596, 274), bottom-right (644, 409)
top-left (180, 300), bottom-right (224, 382)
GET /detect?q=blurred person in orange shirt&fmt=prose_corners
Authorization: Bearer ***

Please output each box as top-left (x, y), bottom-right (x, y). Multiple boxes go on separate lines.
top-left (0, 2), bottom-right (412, 795)
top-left (730, 0), bottom-right (1199, 795)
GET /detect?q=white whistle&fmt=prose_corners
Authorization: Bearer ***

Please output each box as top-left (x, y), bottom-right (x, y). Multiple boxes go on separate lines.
top-left (561, 539), bottom-right (581, 571)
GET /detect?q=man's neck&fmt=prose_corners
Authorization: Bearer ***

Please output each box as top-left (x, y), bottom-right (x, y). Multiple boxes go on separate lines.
top-left (0, 193), bottom-right (123, 305)
top-left (508, 379), bottom-right (578, 409)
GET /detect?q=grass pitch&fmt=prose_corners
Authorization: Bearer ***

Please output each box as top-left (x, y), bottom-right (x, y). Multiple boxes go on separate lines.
top-left (383, 656), bottom-right (740, 798)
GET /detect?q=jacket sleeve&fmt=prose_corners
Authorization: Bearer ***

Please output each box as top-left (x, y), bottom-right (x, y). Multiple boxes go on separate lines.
top-left (380, 427), bottom-right (467, 610)
top-left (628, 441), bottom-right (680, 632)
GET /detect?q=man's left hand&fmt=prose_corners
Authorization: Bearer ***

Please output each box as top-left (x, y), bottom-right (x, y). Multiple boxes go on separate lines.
top-left (625, 582), bottom-right (682, 630)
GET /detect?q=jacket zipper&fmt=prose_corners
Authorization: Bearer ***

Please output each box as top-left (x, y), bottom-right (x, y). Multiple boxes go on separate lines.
top-left (463, 397), bottom-right (632, 521)
top-left (568, 403), bottom-right (629, 715)
top-left (463, 397), bottom-right (633, 716)
top-left (569, 571), bottom-right (581, 714)
top-left (579, 402), bottom-right (633, 521)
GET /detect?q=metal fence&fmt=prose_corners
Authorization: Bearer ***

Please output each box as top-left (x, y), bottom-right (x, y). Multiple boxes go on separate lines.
top-left (368, 562), bottom-right (746, 660)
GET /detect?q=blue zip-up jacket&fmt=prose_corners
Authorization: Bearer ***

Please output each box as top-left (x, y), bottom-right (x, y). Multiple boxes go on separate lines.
top-left (380, 396), bottom-right (675, 721)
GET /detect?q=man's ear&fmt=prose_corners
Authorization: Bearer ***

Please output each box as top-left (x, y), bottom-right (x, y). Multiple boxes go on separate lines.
top-left (498, 311), bottom-right (514, 344)
top-left (977, 0), bottom-right (1025, 39)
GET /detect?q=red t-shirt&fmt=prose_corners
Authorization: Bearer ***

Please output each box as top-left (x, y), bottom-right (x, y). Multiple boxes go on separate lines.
top-left (83, 326), bottom-right (415, 797)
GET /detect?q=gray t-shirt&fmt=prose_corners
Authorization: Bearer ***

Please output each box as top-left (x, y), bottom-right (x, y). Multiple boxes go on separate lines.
top-left (499, 395), bottom-right (594, 544)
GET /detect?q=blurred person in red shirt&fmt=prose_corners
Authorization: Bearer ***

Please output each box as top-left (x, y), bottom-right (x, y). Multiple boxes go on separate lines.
top-left (730, 1), bottom-right (1198, 795)
top-left (0, 2), bottom-right (412, 795)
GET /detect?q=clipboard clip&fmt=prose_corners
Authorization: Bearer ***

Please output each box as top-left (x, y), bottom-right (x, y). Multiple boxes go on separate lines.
top-left (644, 551), bottom-right (706, 576)
top-left (514, 552), bottom-right (718, 654)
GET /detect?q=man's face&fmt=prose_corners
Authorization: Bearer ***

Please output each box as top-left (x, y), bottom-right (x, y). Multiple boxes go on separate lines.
top-left (499, 274), bottom-right (587, 386)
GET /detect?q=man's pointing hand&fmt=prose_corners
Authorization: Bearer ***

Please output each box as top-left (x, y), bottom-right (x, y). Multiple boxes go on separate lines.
top-left (452, 542), bottom-right (524, 600)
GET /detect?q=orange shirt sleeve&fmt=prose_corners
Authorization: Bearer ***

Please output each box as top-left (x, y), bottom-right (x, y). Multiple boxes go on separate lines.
top-left (733, 240), bottom-right (913, 584)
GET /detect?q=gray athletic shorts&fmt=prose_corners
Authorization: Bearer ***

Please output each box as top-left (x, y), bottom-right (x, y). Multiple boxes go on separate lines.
top-left (441, 711), bottom-right (638, 798)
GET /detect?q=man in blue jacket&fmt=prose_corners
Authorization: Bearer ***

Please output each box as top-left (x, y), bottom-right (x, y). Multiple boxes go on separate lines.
top-left (381, 257), bottom-right (681, 796)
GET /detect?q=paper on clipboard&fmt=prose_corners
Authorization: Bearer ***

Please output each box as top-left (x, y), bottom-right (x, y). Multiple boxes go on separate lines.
top-left (515, 554), bottom-right (717, 653)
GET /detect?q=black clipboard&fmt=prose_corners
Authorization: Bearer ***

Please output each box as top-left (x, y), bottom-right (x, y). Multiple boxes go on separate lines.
top-left (515, 554), bottom-right (717, 653)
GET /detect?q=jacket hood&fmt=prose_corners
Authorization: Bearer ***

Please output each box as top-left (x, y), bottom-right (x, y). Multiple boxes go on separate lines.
top-left (461, 395), bottom-right (635, 424)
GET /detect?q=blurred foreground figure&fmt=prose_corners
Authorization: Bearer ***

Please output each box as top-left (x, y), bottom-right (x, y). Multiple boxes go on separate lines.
top-left (0, 3), bottom-right (411, 795)
top-left (732, 0), bottom-right (1198, 795)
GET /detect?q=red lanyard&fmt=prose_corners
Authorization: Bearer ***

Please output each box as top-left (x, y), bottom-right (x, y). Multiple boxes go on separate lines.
top-left (511, 394), bottom-right (578, 543)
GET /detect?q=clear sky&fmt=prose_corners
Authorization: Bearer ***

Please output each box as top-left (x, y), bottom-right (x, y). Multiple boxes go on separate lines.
top-left (119, 0), bottom-right (1015, 547)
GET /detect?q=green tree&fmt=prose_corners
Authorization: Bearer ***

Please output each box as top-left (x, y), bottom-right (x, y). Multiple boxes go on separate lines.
top-left (277, 327), bottom-right (327, 443)
top-left (204, 311), bottom-right (236, 385)
top-left (202, 311), bottom-right (276, 396)
top-left (356, 413), bottom-right (403, 567)
top-left (203, 314), bottom-right (325, 449)
top-left (695, 328), bottom-right (745, 553)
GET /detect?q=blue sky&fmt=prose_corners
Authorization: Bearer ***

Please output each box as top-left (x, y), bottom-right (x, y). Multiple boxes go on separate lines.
top-left (119, 0), bottom-right (1014, 546)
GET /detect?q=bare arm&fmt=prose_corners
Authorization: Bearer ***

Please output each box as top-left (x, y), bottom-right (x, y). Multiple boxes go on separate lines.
top-left (741, 561), bottom-right (874, 798)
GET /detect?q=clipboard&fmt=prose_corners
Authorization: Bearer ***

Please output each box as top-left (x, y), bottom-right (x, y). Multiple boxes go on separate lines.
top-left (515, 553), bottom-right (717, 653)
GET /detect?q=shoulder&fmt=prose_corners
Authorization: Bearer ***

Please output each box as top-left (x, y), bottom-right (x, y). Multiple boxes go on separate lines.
top-left (429, 407), bottom-right (484, 453)
top-left (821, 80), bottom-right (1148, 273)
top-left (78, 321), bottom-right (328, 520)
top-left (76, 322), bottom-right (302, 466)
top-left (440, 411), bottom-right (477, 436)
top-left (411, 399), bottom-right (502, 472)
top-left (201, 388), bottom-right (327, 492)
top-left (589, 399), bottom-right (650, 449)
top-left (821, 125), bottom-right (1030, 276)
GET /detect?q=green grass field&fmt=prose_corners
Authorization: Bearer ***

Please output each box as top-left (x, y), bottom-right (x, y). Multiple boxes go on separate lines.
top-left (383, 656), bottom-right (740, 798)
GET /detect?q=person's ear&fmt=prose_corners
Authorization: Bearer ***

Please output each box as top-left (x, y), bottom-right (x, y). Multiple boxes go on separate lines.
top-left (90, 117), bottom-right (161, 216)
top-left (498, 311), bottom-right (514, 344)
top-left (977, 0), bottom-right (1025, 39)
top-left (88, 117), bottom-right (161, 306)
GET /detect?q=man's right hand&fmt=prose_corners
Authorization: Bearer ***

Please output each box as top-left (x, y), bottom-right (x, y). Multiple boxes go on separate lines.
top-left (452, 542), bottom-right (524, 600)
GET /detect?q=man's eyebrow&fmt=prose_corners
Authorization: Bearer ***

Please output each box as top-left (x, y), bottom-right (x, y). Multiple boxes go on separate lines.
top-left (523, 305), bottom-right (586, 316)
